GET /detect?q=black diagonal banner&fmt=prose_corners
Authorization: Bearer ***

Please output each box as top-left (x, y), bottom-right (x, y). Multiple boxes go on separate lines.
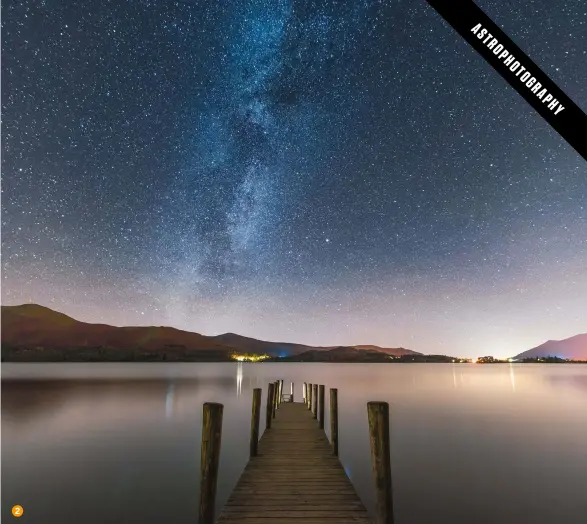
top-left (426, 0), bottom-right (587, 161)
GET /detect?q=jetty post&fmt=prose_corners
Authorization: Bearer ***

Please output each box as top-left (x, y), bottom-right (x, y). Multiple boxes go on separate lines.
top-left (318, 384), bottom-right (325, 429)
top-left (272, 381), bottom-right (278, 417)
top-left (307, 383), bottom-right (313, 410)
top-left (367, 401), bottom-right (395, 524)
top-left (249, 388), bottom-right (261, 457)
top-left (198, 402), bottom-right (224, 524)
top-left (303, 382), bottom-right (307, 404)
top-left (278, 380), bottom-right (282, 405)
top-left (312, 384), bottom-right (318, 419)
top-left (291, 381), bottom-right (295, 402)
top-left (330, 388), bottom-right (338, 456)
top-left (266, 382), bottom-right (275, 429)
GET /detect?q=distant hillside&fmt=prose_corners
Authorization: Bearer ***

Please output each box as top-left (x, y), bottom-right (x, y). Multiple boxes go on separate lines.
top-left (1, 304), bottom-right (422, 362)
top-left (210, 335), bottom-right (421, 358)
top-left (1, 304), bottom-right (234, 361)
top-left (1, 304), bottom-right (222, 349)
top-left (211, 332), bottom-right (319, 357)
top-left (351, 344), bottom-right (419, 356)
top-left (513, 334), bottom-right (587, 361)
top-left (271, 347), bottom-right (451, 363)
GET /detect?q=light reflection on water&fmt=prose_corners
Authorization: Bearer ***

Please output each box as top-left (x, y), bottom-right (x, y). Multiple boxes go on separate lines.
top-left (2, 363), bottom-right (587, 524)
top-left (236, 362), bottom-right (243, 397)
top-left (165, 381), bottom-right (175, 418)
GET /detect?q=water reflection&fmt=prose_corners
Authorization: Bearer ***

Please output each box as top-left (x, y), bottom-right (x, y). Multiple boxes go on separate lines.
top-left (165, 381), bottom-right (175, 418)
top-left (236, 362), bottom-right (243, 397)
top-left (2, 363), bottom-right (586, 524)
top-left (509, 363), bottom-right (516, 392)
top-left (544, 372), bottom-right (587, 392)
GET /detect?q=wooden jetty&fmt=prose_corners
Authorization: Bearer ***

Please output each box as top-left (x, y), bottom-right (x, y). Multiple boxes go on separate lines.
top-left (198, 381), bottom-right (395, 524)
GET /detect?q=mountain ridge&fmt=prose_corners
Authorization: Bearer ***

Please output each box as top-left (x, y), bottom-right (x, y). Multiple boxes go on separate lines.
top-left (513, 333), bottom-right (587, 360)
top-left (1, 303), bottom-right (421, 361)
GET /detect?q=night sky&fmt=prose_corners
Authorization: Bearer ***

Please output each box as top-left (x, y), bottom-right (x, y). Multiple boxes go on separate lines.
top-left (2, 0), bottom-right (586, 358)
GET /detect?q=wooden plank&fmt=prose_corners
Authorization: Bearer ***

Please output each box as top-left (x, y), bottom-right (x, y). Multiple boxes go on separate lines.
top-left (216, 402), bottom-right (372, 523)
top-left (220, 520), bottom-right (371, 524)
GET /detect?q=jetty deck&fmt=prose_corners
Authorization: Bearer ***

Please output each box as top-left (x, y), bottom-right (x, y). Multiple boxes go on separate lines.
top-left (216, 401), bottom-right (372, 524)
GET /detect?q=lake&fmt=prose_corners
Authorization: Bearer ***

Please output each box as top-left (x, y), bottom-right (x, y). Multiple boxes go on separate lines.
top-left (2, 363), bottom-right (587, 523)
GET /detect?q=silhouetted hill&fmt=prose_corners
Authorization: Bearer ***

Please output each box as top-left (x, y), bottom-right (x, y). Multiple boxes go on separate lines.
top-left (210, 335), bottom-right (421, 358)
top-left (1, 304), bottom-right (424, 362)
top-left (1, 304), bottom-right (234, 361)
top-left (513, 334), bottom-right (587, 361)
top-left (271, 347), bottom-right (453, 363)
top-left (352, 344), bottom-right (419, 356)
top-left (211, 332), bottom-right (318, 357)
top-left (283, 346), bottom-right (388, 362)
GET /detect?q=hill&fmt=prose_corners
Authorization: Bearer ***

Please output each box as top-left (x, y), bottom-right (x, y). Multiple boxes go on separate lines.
top-left (513, 333), bottom-right (587, 361)
top-left (1, 304), bottom-right (234, 361)
top-left (351, 344), bottom-right (419, 356)
top-left (271, 347), bottom-right (452, 363)
top-left (1, 304), bottom-right (422, 362)
top-left (211, 332), bottom-right (320, 357)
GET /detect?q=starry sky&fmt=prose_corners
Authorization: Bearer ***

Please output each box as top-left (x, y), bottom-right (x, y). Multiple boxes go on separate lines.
top-left (2, 0), bottom-right (586, 358)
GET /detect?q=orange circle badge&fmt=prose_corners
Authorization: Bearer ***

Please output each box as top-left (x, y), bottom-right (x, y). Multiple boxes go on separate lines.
top-left (12, 505), bottom-right (24, 518)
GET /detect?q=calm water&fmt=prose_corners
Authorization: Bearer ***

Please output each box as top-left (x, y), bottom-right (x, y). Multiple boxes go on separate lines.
top-left (2, 363), bottom-right (587, 524)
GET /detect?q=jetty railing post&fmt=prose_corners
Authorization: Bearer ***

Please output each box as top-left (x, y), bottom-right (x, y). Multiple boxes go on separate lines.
top-left (291, 381), bottom-right (294, 402)
top-left (250, 388), bottom-right (262, 457)
top-left (308, 383), bottom-right (313, 410)
top-left (198, 402), bottom-right (224, 524)
top-left (303, 382), bottom-right (307, 404)
top-left (318, 384), bottom-right (325, 429)
top-left (279, 379), bottom-right (284, 405)
top-left (330, 388), bottom-right (338, 456)
top-left (266, 382), bottom-right (275, 430)
top-left (312, 384), bottom-right (318, 419)
top-left (367, 401), bottom-right (394, 524)
top-left (273, 381), bottom-right (278, 418)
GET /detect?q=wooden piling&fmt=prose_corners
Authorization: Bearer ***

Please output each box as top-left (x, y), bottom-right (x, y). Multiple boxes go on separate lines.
top-left (274, 380), bottom-right (279, 408)
top-left (312, 384), bottom-right (318, 419)
top-left (291, 382), bottom-right (295, 402)
top-left (249, 388), bottom-right (261, 457)
top-left (198, 402), bottom-right (224, 524)
top-left (265, 382), bottom-right (274, 430)
top-left (318, 384), bottom-right (325, 429)
top-left (367, 401), bottom-right (394, 524)
top-left (330, 388), bottom-right (339, 456)
top-left (307, 383), bottom-right (313, 410)
top-left (303, 382), bottom-right (307, 404)
top-left (279, 379), bottom-right (284, 405)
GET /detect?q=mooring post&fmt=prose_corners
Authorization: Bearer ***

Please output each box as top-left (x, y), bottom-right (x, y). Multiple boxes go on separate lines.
top-left (250, 388), bottom-right (261, 457)
top-left (279, 379), bottom-right (284, 405)
top-left (273, 381), bottom-right (278, 417)
top-left (291, 381), bottom-right (295, 402)
top-left (330, 388), bottom-right (338, 456)
top-left (308, 383), bottom-right (313, 410)
top-left (303, 382), bottom-right (307, 404)
top-left (266, 382), bottom-right (274, 430)
top-left (367, 401), bottom-right (394, 524)
top-left (312, 384), bottom-right (318, 419)
top-left (198, 402), bottom-right (224, 524)
top-left (318, 384), bottom-right (325, 429)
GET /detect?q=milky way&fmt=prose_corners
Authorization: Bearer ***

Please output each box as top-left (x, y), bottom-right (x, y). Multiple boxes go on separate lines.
top-left (2, 0), bottom-right (586, 357)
